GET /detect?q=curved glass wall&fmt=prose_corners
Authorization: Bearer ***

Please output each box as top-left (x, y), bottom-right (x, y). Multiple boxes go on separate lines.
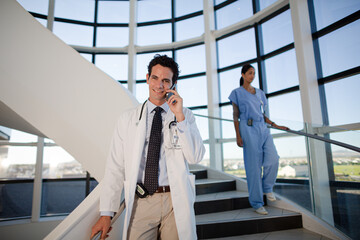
top-left (7, 1), bottom-right (360, 238)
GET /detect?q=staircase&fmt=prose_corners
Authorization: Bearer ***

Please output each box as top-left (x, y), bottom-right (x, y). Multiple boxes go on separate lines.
top-left (192, 168), bottom-right (303, 239)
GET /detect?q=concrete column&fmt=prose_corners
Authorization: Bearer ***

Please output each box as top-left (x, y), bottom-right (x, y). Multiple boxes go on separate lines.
top-left (203, 0), bottom-right (223, 171)
top-left (290, 0), bottom-right (334, 225)
top-left (31, 137), bottom-right (44, 222)
top-left (128, 0), bottom-right (137, 95)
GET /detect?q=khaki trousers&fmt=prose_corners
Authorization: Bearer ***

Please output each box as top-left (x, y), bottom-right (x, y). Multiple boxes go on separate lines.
top-left (127, 192), bottom-right (179, 240)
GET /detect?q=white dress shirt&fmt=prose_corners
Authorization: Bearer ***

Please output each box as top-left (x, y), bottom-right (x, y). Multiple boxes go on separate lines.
top-left (101, 100), bottom-right (186, 217)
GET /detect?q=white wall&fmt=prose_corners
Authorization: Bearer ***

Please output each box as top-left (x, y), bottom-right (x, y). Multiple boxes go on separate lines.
top-left (0, 0), bottom-right (138, 238)
top-left (0, 219), bottom-right (63, 240)
top-left (0, 0), bottom-right (138, 181)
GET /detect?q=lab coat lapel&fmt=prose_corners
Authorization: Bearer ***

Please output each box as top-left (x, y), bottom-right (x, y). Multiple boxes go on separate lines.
top-left (130, 102), bottom-right (147, 185)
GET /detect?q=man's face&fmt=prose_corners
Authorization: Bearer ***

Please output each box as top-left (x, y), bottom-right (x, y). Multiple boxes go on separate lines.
top-left (147, 64), bottom-right (174, 105)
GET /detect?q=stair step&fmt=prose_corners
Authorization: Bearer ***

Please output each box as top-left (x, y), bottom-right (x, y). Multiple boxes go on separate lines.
top-left (196, 207), bottom-right (302, 239)
top-left (190, 169), bottom-right (208, 180)
top-left (195, 179), bottom-right (236, 195)
top-left (195, 191), bottom-right (251, 215)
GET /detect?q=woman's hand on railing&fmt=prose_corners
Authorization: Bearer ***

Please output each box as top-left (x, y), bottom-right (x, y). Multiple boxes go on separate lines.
top-left (90, 216), bottom-right (112, 240)
top-left (272, 123), bottom-right (290, 131)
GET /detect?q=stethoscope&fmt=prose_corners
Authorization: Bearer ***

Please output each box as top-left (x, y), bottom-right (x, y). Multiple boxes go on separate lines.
top-left (139, 100), bottom-right (180, 148)
top-left (139, 100), bottom-right (177, 129)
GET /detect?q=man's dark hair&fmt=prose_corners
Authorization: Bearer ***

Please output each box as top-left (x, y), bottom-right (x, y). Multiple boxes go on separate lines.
top-left (148, 54), bottom-right (179, 84)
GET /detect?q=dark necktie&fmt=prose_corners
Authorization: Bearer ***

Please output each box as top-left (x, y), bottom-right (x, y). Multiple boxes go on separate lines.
top-left (144, 106), bottom-right (163, 195)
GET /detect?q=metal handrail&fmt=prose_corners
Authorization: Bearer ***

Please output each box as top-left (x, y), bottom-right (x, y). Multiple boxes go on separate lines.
top-left (193, 113), bottom-right (360, 153)
top-left (282, 128), bottom-right (360, 153)
top-left (91, 200), bottom-right (126, 240)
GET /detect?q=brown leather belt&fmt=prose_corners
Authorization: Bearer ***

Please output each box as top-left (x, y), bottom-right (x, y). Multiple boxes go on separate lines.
top-left (155, 186), bottom-right (170, 193)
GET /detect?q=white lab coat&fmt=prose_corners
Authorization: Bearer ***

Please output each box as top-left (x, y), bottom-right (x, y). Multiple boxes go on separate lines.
top-left (100, 101), bottom-right (205, 240)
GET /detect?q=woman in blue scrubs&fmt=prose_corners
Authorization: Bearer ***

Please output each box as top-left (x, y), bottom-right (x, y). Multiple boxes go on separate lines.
top-left (228, 64), bottom-right (289, 215)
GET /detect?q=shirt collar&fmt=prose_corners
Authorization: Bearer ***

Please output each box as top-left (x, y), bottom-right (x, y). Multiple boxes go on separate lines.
top-left (147, 100), bottom-right (169, 114)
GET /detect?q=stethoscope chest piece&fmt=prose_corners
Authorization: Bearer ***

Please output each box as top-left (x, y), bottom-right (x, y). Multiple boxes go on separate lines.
top-left (169, 119), bottom-right (181, 149)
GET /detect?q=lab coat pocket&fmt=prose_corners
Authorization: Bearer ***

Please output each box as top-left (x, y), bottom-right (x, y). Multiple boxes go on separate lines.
top-left (187, 174), bottom-right (196, 204)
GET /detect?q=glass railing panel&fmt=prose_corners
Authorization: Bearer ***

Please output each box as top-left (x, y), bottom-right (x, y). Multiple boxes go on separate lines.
top-left (0, 126), bottom-right (98, 221)
top-left (223, 141), bottom-right (245, 178)
top-left (303, 122), bottom-right (360, 240)
top-left (198, 143), bottom-right (210, 168)
top-left (41, 179), bottom-right (98, 217)
top-left (0, 180), bottom-right (33, 220)
top-left (329, 132), bottom-right (360, 182)
top-left (273, 133), bottom-right (312, 211)
top-left (194, 113), bottom-right (359, 239)
top-left (0, 142), bottom-right (36, 220)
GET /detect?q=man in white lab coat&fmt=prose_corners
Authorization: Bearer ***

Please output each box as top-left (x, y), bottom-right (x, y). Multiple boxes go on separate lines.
top-left (91, 54), bottom-right (205, 240)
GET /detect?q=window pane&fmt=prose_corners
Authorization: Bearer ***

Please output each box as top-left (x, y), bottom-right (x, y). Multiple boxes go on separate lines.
top-left (318, 20), bottom-right (360, 77)
top-left (215, 0), bottom-right (253, 30)
top-left (268, 91), bottom-right (304, 129)
top-left (136, 52), bottom-right (173, 80)
top-left (36, 17), bottom-right (47, 28)
top-left (330, 131), bottom-right (360, 150)
top-left (275, 136), bottom-right (307, 167)
top-left (43, 147), bottom-right (85, 179)
top-left (53, 22), bottom-right (93, 47)
top-left (96, 27), bottom-right (129, 47)
top-left (80, 53), bottom-right (92, 63)
top-left (54, 0), bottom-right (95, 22)
top-left (215, 0), bottom-right (227, 5)
top-left (0, 146), bottom-right (36, 179)
top-left (192, 109), bottom-right (209, 140)
top-left (17, 0), bottom-right (48, 15)
top-left (219, 63), bottom-right (259, 103)
top-left (264, 49), bottom-right (299, 93)
top-left (199, 144), bottom-right (210, 167)
top-left (175, 0), bottom-right (203, 17)
top-left (0, 126), bottom-right (10, 140)
top-left (95, 54), bottom-right (128, 80)
top-left (325, 75), bottom-right (360, 126)
top-left (98, 1), bottom-right (129, 23)
top-left (274, 136), bottom-right (310, 211)
top-left (9, 129), bottom-right (37, 143)
top-left (135, 82), bottom-right (149, 103)
top-left (312, 0), bottom-right (360, 30)
top-left (259, 0), bottom-right (277, 11)
top-left (217, 28), bottom-right (256, 68)
top-left (176, 15), bottom-right (204, 41)
top-left (177, 76), bottom-right (208, 107)
top-left (137, 24), bottom-right (172, 46)
top-left (138, 0), bottom-right (171, 22)
top-left (262, 10), bottom-right (294, 54)
top-left (175, 45), bottom-right (206, 76)
top-left (221, 105), bottom-right (236, 139)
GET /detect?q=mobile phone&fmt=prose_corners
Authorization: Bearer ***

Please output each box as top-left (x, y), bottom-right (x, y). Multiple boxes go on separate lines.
top-left (165, 84), bottom-right (176, 101)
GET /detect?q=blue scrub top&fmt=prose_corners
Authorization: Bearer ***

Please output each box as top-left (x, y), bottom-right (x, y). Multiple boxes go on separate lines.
top-left (228, 86), bottom-right (267, 122)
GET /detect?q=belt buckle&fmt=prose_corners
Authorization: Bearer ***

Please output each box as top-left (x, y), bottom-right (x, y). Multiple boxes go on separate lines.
top-left (162, 186), bottom-right (165, 192)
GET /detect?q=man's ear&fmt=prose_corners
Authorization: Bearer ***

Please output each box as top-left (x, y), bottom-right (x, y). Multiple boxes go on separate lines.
top-left (146, 74), bottom-right (149, 84)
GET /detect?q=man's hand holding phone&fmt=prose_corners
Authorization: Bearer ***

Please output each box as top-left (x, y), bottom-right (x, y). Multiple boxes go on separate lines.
top-left (166, 84), bottom-right (185, 122)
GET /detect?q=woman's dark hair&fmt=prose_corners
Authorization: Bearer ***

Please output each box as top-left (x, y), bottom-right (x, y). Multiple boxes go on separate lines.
top-left (148, 54), bottom-right (179, 84)
top-left (239, 64), bottom-right (255, 86)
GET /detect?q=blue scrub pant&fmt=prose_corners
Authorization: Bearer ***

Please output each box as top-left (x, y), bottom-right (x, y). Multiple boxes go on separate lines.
top-left (240, 120), bottom-right (279, 209)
